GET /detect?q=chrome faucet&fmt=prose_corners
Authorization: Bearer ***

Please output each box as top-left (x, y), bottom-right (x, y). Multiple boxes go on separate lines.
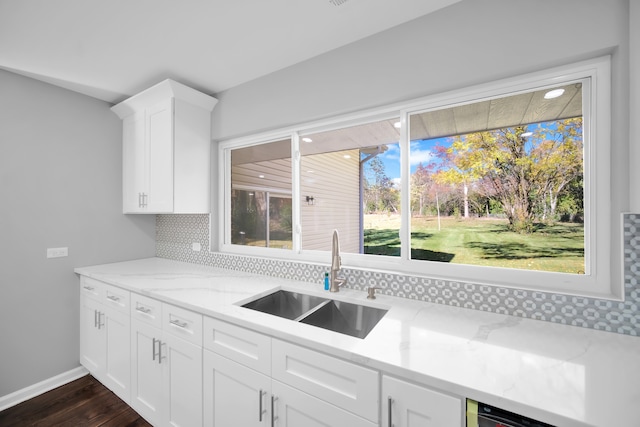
top-left (330, 230), bottom-right (346, 292)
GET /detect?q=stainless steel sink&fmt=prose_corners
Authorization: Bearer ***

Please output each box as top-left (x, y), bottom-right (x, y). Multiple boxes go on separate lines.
top-left (299, 300), bottom-right (388, 339)
top-left (241, 290), bottom-right (328, 320)
top-left (241, 290), bottom-right (388, 338)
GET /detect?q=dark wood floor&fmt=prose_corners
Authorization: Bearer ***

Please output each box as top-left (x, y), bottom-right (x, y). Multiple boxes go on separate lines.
top-left (0, 375), bottom-right (152, 427)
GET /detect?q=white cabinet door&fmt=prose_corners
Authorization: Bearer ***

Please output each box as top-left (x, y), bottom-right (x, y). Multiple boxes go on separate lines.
top-left (80, 295), bottom-right (105, 374)
top-left (272, 381), bottom-right (376, 427)
top-left (80, 292), bottom-right (131, 403)
top-left (203, 350), bottom-right (270, 427)
top-left (122, 111), bottom-right (146, 213)
top-left (162, 331), bottom-right (202, 427)
top-left (131, 317), bottom-right (203, 427)
top-left (146, 99), bottom-right (174, 213)
top-left (382, 375), bottom-right (462, 427)
top-left (102, 307), bottom-right (130, 403)
top-left (131, 319), bottom-right (164, 426)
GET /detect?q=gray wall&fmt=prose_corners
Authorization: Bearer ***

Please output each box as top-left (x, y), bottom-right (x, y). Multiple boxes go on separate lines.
top-left (0, 70), bottom-right (156, 397)
top-left (211, 0), bottom-right (628, 144)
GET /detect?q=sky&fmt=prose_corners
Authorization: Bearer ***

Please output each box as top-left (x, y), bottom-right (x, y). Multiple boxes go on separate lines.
top-left (370, 137), bottom-right (448, 183)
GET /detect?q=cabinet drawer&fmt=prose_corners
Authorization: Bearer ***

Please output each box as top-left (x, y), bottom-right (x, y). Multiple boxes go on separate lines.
top-left (162, 303), bottom-right (202, 346)
top-left (203, 317), bottom-right (271, 375)
top-left (272, 339), bottom-right (379, 423)
top-left (103, 283), bottom-right (130, 314)
top-left (131, 293), bottom-right (162, 328)
top-left (80, 276), bottom-right (104, 300)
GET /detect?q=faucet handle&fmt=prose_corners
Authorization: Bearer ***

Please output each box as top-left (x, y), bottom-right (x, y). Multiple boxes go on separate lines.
top-left (367, 286), bottom-right (382, 300)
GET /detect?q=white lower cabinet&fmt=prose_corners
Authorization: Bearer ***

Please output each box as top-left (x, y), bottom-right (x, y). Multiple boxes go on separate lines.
top-left (130, 301), bottom-right (203, 427)
top-left (271, 380), bottom-right (376, 427)
top-left (79, 278), bottom-right (466, 427)
top-left (382, 375), bottom-right (462, 427)
top-left (202, 319), bottom-right (377, 427)
top-left (203, 350), bottom-right (271, 426)
top-left (79, 278), bottom-right (130, 403)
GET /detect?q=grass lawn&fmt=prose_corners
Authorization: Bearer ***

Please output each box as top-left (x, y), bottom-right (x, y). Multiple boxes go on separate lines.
top-left (364, 214), bottom-right (585, 274)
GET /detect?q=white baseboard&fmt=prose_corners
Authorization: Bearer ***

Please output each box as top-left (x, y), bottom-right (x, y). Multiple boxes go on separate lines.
top-left (0, 366), bottom-right (89, 412)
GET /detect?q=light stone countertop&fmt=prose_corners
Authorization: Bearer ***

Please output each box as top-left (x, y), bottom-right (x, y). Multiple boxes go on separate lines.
top-left (75, 257), bottom-right (640, 427)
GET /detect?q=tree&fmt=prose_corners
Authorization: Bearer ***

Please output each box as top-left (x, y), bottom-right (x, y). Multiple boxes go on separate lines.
top-left (530, 118), bottom-right (583, 221)
top-left (429, 119), bottom-right (583, 233)
top-left (364, 156), bottom-right (399, 214)
top-left (433, 133), bottom-right (495, 219)
top-left (411, 162), bottom-right (435, 215)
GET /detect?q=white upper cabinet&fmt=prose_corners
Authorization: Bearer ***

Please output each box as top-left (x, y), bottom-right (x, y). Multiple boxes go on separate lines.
top-left (111, 79), bottom-right (217, 214)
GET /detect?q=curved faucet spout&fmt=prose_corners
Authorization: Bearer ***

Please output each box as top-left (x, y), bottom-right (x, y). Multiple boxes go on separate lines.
top-left (331, 230), bottom-right (341, 271)
top-left (330, 230), bottom-right (346, 292)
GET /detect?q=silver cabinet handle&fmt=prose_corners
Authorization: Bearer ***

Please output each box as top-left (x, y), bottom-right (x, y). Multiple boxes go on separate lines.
top-left (136, 305), bottom-right (151, 314)
top-left (107, 295), bottom-right (120, 302)
top-left (152, 337), bottom-right (159, 362)
top-left (270, 395), bottom-right (278, 427)
top-left (388, 396), bottom-right (393, 427)
top-left (258, 389), bottom-right (266, 422)
top-left (83, 285), bottom-right (94, 291)
top-left (94, 309), bottom-right (98, 328)
top-left (97, 312), bottom-right (104, 330)
top-left (169, 319), bottom-right (188, 328)
top-left (138, 192), bottom-right (148, 208)
top-left (158, 340), bottom-right (165, 364)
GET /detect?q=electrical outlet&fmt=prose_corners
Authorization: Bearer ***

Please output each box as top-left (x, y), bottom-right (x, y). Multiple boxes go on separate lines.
top-left (47, 247), bottom-right (68, 258)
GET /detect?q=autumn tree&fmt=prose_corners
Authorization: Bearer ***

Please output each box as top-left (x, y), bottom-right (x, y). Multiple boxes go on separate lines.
top-left (411, 162), bottom-right (434, 215)
top-left (433, 133), bottom-right (495, 219)
top-left (530, 118), bottom-right (583, 221)
top-left (428, 119), bottom-right (583, 233)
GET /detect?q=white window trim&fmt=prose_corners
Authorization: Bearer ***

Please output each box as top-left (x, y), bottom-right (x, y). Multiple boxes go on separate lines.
top-left (216, 56), bottom-right (619, 300)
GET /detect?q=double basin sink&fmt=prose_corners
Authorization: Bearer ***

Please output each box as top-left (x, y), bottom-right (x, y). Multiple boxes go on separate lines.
top-left (241, 290), bottom-right (388, 339)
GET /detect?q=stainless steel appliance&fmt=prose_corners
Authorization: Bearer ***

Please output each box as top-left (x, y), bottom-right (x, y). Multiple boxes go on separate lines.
top-left (466, 399), bottom-right (555, 427)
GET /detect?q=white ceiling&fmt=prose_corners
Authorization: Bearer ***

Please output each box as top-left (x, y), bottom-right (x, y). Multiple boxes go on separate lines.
top-left (0, 0), bottom-right (461, 104)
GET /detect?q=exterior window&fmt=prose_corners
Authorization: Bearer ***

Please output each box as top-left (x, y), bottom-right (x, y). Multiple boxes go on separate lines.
top-left (220, 57), bottom-right (612, 298)
top-left (408, 82), bottom-right (586, 274)
top-left (230, 138), bottom-right (292, 249)
top-left (299, 118), bottom-right (400, 254)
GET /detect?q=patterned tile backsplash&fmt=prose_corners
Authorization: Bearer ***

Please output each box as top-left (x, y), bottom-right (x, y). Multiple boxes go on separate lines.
top-left (157, 214), bottom-right (640, 336)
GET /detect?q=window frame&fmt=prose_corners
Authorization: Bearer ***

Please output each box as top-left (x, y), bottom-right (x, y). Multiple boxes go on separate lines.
top-left (217, 56), bottom-right (617, 300)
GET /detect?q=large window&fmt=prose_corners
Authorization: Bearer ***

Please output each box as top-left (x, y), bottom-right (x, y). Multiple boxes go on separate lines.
top-left (219, 57), bottom-right (614, 298)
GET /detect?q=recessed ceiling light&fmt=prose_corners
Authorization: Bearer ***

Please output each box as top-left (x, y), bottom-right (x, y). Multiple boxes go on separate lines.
top-left (343, 155), bottom-right (351, 159)
top-left (544, 88), bottom-right (565, 99)
top-left (302, 137), bottom-right (313, 143)
top-left (394, 121), bottom-right (401, 129)
top-left (521, 132), bottom-right (533, 137)
top-left (258, 174), bottom-right (265, 178)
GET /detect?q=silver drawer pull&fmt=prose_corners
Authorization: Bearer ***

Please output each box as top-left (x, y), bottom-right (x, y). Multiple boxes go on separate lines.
top-left (107, 295), bottom-right (120, 302)
top-left (271, 395), bottom-right (278, 427)
top-left (152, 337), bottom-right (159, 362)
top-left (258, 389), bottom-right (266, 421)
top-left (169, 319), bottom-right (188, 328)
top-left (83, 285), bottom-right (95, 291)
top-left (136, 306), bottom-right (151, 314)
